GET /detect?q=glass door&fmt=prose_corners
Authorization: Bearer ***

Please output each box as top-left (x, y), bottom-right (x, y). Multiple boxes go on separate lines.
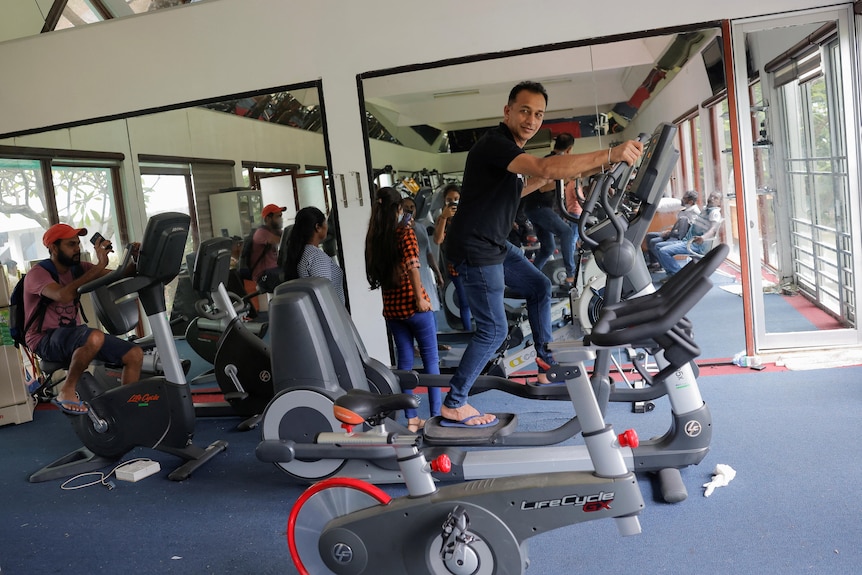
top-left (295, 173), bottom-right (328, 214)
top-left (731, 6), bottom-right (862, 351)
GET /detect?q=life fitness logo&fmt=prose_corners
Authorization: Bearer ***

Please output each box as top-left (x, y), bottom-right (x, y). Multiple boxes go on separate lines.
top-left (330, 542), bottom-right (354, 565)
top-left (127, 393), bottom-right (161, 405)
top-left (684, 420), bottom-right (703, 438)
top-left (508, 347), bottom-right (537, 369)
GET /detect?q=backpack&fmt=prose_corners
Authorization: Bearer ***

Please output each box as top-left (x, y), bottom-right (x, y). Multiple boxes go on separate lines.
top-left (667, 216), bottom-right (692, 240)
top-left (9, 260), bottom-right (86, 352)
top-left (238, 226), bottom-right (270, 281)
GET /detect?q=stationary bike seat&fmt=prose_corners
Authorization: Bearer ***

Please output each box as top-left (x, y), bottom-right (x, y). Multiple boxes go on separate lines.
top-left (333, 389), bottom-right (418, 425)
top-left (38, 358), bottom-right (70, 375)
top-left (39, 357), bottom-right (118, 374)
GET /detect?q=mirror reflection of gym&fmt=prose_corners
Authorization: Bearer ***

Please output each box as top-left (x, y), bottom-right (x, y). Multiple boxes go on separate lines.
top-left (361, 27), bottom-right (730, 363)
top-left (0, 84), bottom-right (337, 329)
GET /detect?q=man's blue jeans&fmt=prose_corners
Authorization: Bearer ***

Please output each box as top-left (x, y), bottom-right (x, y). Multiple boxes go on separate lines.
top-left (444, 242), bottom-right (552, 409)
top-left (525, 206), bottom-right (575, 278)
top-left (645, 231), bottom-right (665, 265)
top-left (387, 310), bottom-right (442, 418)
top-left (448, 271), bottom-right (472, 331)
top-left (656, 239), bottom-right (705, 275)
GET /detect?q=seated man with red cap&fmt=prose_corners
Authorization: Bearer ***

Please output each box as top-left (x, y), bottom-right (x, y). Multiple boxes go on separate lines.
top-left (22, 224), bottom-right (144, 415)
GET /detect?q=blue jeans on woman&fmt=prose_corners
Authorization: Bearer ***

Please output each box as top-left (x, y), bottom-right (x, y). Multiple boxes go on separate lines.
top-left (525, 206), bottom-right (575, 279)
top-left (386, 310), bottom-right (442, 418)
top-left (444, 242), bottom-right (553, 409)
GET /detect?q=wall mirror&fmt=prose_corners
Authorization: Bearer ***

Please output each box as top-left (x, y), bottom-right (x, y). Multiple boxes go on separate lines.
top-left (359, 8), bottom-right (862, 361)
top-left (359, 25), bottom-right (753, 361)
top-left (0, 82), bottom-right (337, 318)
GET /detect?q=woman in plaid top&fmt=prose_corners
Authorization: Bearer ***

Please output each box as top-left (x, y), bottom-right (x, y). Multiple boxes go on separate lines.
top-left (365, 187), bottom-right (442, 431)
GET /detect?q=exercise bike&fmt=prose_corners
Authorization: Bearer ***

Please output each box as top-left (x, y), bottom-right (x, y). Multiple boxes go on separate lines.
top-left (183, 248), bottom-right (268, 369)
top-left (283, 241), bottom-right (724, 575)
top-left (29, 292), bottom-right (191, 405)
top-left (29, 213), bottom-right (228, 483)
top-left (187, 237), bottom-right (273, 429)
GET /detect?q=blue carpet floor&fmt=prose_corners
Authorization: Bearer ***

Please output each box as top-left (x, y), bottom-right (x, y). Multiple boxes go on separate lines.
top-left (436, 271), bottom-right (826, 370)
top-left (689, 271), bottom-right (820, 358)
top-left (2, 365), bottom-right (861, 574)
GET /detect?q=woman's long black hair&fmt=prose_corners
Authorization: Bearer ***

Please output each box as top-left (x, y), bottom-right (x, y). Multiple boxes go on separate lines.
top-left (365, 186), bottom-right (403, 290)
top-left (282, 206), bottom-right (326, 281)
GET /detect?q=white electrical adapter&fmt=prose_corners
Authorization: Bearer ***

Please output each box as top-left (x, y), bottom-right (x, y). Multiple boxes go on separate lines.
top-left (116, 460), bottom-right (161, 482)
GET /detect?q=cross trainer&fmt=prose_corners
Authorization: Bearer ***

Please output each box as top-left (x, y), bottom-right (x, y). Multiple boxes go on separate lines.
top-left (256, 123), bottom-right (716, 502)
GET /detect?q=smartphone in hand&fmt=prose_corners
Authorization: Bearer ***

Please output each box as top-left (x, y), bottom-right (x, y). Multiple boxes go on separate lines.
top-left (90, 232), bottom-right (112, 250)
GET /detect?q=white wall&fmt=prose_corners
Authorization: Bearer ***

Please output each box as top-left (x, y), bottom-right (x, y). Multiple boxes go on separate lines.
top-left (0, 0), bottom-right (838, 361)
top-left (628, 58), bottom-right (713, 139)
top-left (369, 139), bottom-right (446, 176)
top-left (0, 0), bottom-right (49, 44)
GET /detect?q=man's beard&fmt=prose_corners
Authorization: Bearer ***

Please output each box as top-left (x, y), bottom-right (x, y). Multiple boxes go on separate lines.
top-left (56, 251), bottom-right (80, 267)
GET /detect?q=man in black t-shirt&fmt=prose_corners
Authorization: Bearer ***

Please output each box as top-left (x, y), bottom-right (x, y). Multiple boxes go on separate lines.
top-left (441, 81), bottom-right (643, 427)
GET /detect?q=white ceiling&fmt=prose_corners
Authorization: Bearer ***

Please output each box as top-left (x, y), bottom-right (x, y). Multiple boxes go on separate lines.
top-left (363, 34), bottom-right (678, 131)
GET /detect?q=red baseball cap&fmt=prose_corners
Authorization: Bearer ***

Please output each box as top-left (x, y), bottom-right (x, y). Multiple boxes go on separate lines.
top-left (262, 204), bottom-right (287, 219)
top-left (43, 223), bottom-right (88, 247)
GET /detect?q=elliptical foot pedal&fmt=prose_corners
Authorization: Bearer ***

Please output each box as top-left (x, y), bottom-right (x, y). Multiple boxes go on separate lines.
top-left (422, 413), bottom-right (517, 446)
top-left (236, 413), bottom-right (263, 432)
top-left (524, 381), bottom-right (570, 399)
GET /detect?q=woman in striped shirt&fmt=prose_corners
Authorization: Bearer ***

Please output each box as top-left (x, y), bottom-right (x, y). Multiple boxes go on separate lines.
top-left (282, 206), bottom-right (345, 304)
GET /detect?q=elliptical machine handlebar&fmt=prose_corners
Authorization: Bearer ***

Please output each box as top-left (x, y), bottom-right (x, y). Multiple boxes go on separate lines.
top-left (577, 176), bottom-right (610, 249)
top-left (555, 132), bottom-right (649, 227)
top-left (589, 243), bottom-right (729, 346)
top-left (615, 132), bottom-right (651, 192)
top-left (77, 244), bottom-right (136, 294)
top-left (576, 133), bottom-right (651, 249)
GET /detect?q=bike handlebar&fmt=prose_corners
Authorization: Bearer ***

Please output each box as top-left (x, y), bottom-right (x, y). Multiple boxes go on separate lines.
top-left (78, 244), bottom-right (135, 294)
